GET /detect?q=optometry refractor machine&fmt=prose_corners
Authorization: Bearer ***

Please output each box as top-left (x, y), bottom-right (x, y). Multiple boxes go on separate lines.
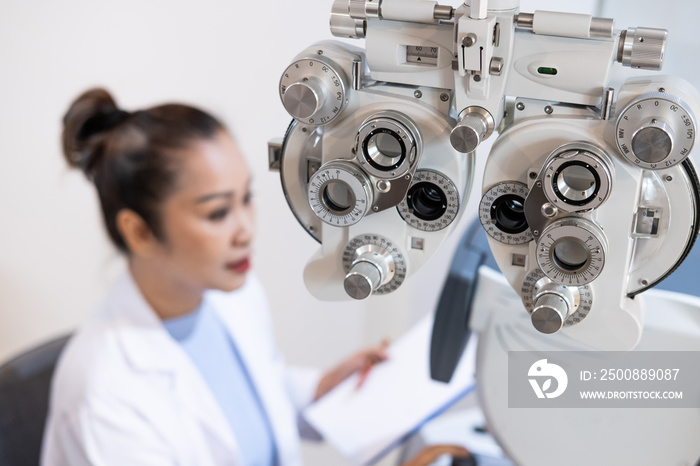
top-left (269, 0), bottom-right (700, 463)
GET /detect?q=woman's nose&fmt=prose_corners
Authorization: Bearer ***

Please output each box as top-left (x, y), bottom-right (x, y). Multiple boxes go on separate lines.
top-left (233, 209), bottom-right (256, 246)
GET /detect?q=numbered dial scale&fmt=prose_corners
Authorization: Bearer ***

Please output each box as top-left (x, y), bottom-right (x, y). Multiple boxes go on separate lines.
top-left (280, 57), bottom-right (347, 125)
top-left (342, 234), bottom-right (407, 295)
top-left (479, 181), bottom-right (534, 245)
top-left (307, 161), bottom-right (372, 227)
top-left (521, 269), bottom-right (593, 328)
top-left (535, 218), bottom-right (607, 286)
top-left (616, 93), bottom-right (696, 170)
top-left (397, 170), bottom-right (460, 232)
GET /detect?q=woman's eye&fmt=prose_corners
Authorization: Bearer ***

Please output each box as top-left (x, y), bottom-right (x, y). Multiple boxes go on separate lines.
top-left (243, 191), bottom-right (254, 205)
top-left (208, 208), bottom-right (229, 221)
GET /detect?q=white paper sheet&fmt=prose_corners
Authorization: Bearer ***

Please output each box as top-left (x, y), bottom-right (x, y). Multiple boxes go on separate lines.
top-left (303, 314), bottom-right (477, 465)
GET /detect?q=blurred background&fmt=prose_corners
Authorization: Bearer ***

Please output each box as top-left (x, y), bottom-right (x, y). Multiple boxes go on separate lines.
top-left (1, 0), bottom-right (698, 464)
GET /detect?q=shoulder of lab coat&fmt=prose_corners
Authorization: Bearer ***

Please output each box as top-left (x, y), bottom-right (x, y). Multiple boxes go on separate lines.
top-left (42, 271), bottom-right (321, 465)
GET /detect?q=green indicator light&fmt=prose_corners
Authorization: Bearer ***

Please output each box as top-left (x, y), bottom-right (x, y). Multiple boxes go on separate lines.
top-left (537, 67), bottom-right (558, 75)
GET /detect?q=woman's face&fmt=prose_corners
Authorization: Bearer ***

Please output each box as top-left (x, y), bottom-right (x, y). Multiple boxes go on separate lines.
top-left (151, 130), bottom-right (255, 294)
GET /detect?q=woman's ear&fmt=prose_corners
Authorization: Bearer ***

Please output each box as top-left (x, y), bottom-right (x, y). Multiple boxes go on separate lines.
top-left (116, 209), bottom-right (159, 256)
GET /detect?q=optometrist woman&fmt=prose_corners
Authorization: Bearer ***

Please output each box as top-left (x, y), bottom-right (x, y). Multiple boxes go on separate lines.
top-left (41, 89), bottom-right (471, 466)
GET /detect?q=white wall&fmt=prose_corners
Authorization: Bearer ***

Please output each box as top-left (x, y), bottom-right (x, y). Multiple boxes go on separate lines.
top-left (1, 0), bottom-right (696, 464)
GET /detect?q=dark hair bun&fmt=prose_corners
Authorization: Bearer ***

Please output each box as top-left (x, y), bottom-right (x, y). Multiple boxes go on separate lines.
top-left (61, 88), bottom-right (125, 175)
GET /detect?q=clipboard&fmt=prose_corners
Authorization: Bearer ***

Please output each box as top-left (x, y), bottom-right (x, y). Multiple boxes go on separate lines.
top-left (303, 314), bottom-right (477, 465)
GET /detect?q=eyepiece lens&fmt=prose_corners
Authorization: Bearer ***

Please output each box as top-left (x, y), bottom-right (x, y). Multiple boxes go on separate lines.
top-left (322, 180), bottom-right (355, 214)
top-left (491, 194), bottom-right (528, 234)
top-left (363, 129), bottom-right (406, 170)
top-left (555, 162), bottom-right (598, 203)
top-left (408, 182), bottom-right (447, 221)
top-left (552, 239), bottom-right (589, 271)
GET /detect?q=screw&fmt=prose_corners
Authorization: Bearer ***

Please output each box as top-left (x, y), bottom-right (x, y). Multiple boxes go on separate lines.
top-left (317, 50), bottom-right (324, 55)
top-left (405, 174), bottom-right (411, 180)
top-left (301, 127), bottom-right (308, 133)
top-left (373, 206), bottom-right (379, 211)
top-left (462, 33), bottom-right (477, 47)
top-left (309, 225), bottom-right (315, 232)
top-left (529, 171), bottom-right (537, 179)
top-left (640, 278), bottom-right (649, 286)
top-left (533, 230), bottom-right (539, 236)
top-left (544, 106), bottom-right (553, 114)
top-left (474, 74), bottom-right (482, 82)
top-left (516, 102), bottom-right (525, 111)
top-left (659, 87), bottom-right (665, 92)
top-left (414, 90), bottom-right (423, 98)
top-left (666, 175), bottom-right (673, 181)
top-left (536, 181), bottom-right (542, 187)
top-left (440, 93), bottom-right (449, 102)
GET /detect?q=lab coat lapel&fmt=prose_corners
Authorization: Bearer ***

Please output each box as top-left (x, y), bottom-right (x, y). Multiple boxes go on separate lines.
top-left (212, 290), bottom-right (302, 466)
top-left (110, 273), bottom-right (241, 460)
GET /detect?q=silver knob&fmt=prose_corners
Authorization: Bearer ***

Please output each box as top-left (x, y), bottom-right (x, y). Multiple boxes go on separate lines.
top-left (617, 27), bottom-right (667, 70)
top-left (282, 82), bottom-right (321, 120)
top-left (631, 123), bottom-right (673, 164)
top-left (279, 57), bottom-right (347, 125)
top-left (530, 281), bottom-right (578, 334)
top-left (343, 249), bottom-right (395, 300)
top-left (330, 0), bottom-right (366, 38)
top-left (531, 293), bottom-right (570, 334)
top-left (449, 107), bottom-right (494, 153)
top-left (344, 261), bottom-right (382, 299)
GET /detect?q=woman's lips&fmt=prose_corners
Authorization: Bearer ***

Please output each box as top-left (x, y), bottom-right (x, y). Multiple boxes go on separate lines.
top-left (227, 257), bottom-right (251, 273)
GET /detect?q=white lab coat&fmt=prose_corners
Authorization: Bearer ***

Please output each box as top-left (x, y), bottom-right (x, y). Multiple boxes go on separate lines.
top-left (41, 271), bottom-right (321, 466)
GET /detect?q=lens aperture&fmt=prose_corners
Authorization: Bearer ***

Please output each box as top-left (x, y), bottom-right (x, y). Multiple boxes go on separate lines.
top-left (552, 238), bottom-right (590, 272)
top-left (363, 128), bottom-right (406, 171)
top-left (322, 180), bottom-right (356, 215)
top-left (491, 194), bottom-right (528, 234)
top-left (407, 182), bottom-right (447, 221)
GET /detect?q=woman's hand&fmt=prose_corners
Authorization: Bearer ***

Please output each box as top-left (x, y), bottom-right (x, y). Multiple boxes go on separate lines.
top-left (400, 445), bottom-right (473, 466)
top-left (314, 339), bottom-right (390, 400)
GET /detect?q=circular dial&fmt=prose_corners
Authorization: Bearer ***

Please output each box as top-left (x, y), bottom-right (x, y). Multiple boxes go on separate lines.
top-left (356, 112), bottom-right (419, 179)
top-left (616, 93), bottom-right (696, 169)
top-left (521, 269), bottom-right (593, 328)
top-left (397, 170), bottom-right (460, 231)
top-left (542, 142), bottom-right (612, 212)
top-left (307, 161), bottom-right (372, 227)
top-left (535, 218), bottom-right (607, 286)
top-left (342, 234), bottom-right (407, 296)
top-left (279, 57), bottom-right (346, 125)
top-left (479, 181), bottom-right (533, 245)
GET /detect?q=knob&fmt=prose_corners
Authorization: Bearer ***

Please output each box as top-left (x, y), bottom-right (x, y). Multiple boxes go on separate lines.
top-left (450, 107), bottom-right (494, 153)
top-left (617, 27), bottom-right (667, 70)
top-left (615, 94), bottom-right (695, 169)
top-left (282, 82), bottom-right (321, 120)
top-left (279, 57), bottom-right (347, 125)
top-left (344, 261), bottom-right (381, 299)
top-left (530, 280), bottom-right (579, 334)
top-left (631, 123), bottom-right (673, 164)
top-left (343, 249), bottom-right (395, 300)
top-left (531, 293), bottom-right (570, 334)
